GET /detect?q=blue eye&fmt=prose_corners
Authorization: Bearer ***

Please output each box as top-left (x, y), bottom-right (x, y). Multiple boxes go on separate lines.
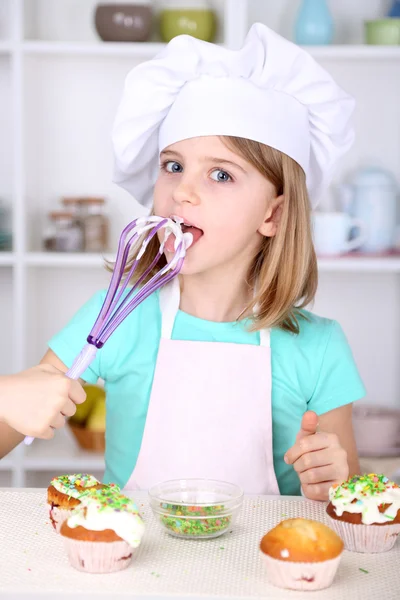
top-left (164, 161), bottom-right (183, 173)
top-left (210, 169), bottom-right (231, 183)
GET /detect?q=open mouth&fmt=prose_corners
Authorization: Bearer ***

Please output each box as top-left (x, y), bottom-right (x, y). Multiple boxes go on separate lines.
top-left (164, 216), bottom-right (204, 253)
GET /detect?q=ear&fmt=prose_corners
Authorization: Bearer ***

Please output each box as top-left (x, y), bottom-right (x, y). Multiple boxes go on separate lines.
top-left (258, 195), bottom-right (285, 238)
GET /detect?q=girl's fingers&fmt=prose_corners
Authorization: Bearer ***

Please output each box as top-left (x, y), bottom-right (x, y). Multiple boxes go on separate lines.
top-left (285, 432), bottom-right (340, 465)
top-left (292, 447), bottom-right (341, 474)
top-left (68, 379), bottom-right (87, 405)
top-left (299, 464), bottom-right (338, 485)
top-left (50, 413), bottom-right (66, 430)
top-left (61, 399), bottom-right (77, 418)
top-left (302, 481), bottom-right (333, 502)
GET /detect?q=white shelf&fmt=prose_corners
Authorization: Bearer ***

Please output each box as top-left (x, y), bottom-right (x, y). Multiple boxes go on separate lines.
top-left (0, 252), bottom-right (15, 266)
top-left (317, 256), bottom-right (400, 273)
top-left (25, 252), bottom-right (112, 267)
top-left (22, 40), bottom-right (166, 58)
top-left (17, 41), bottom-right (400, 61)
top-left (303, 45), bottom-right (400, 60)
top-left (23, 252), bottom-right (400, 273)
top-left (23, 429), bottom-right (104, 472)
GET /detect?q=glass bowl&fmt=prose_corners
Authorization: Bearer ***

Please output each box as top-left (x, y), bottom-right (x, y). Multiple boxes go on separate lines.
top-left (149, 478), bottom-right (244, 539)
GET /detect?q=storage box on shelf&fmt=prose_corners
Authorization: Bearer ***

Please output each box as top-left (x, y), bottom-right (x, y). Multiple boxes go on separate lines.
top-left (2, 0), bottom-right (400, 486)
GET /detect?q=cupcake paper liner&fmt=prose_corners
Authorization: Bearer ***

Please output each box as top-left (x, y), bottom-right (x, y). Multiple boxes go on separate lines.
top-left (326, 515), bottom-right (400, 553)
top-left (47, 503), bottom-right (73, 534)
top-left (260, 552), bottom-right (342, 591)
top-left (62, 537), bottom-right (134, 573)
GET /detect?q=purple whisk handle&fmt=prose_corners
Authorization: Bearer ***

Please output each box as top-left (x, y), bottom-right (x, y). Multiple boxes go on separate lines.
top-left (64, 343), bottom-right (98, 379)
top-left (23, 343), bottom-right (98, 446)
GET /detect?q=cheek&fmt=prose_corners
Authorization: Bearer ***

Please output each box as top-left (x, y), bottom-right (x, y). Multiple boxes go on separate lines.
top-left (207, 197), bottom-right (265, 240)
top-left (153, 177), bottom-right (169, 213)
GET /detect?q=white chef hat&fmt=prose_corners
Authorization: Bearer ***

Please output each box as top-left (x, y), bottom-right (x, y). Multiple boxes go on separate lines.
top-left (112, 23), bottom-right (355, 209)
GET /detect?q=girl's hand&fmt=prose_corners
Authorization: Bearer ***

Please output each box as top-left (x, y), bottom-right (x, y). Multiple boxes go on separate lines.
top-left (0, 365), bottom-right (86, 439)
top-left (284, 411), bottom-right (349, 501)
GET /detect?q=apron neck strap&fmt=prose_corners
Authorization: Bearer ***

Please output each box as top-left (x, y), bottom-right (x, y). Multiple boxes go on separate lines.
top-left (159, 278), bottom-right (180, 340)
top-left (159, 279), bottom-right (270, 347)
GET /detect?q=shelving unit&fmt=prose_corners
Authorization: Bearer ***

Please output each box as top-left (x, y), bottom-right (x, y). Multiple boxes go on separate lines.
top-left (22, 40), bottom-right (168, 57)
top-left (20, 252), bottom-right (400, 272)
top-left (1, 0), bottom-right (400, 487)
top-left (18, 41), bottom-right (400, 60)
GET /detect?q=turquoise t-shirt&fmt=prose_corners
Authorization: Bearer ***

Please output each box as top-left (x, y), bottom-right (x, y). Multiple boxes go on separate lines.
top-left (48, 290), bottom-right (366, 495)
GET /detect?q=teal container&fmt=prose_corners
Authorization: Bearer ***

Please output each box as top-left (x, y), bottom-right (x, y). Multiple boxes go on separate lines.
top-left (294, 0), bottom-right (334, 45)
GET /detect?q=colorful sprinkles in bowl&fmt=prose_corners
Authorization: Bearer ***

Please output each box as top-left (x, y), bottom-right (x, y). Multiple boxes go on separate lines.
top-left (159, 503), bottom-right (232, 537)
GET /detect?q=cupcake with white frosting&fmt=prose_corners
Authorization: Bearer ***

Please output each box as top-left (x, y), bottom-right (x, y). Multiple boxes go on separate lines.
top-left (47, 473), bottom-right (109, 533)
top-left (60, 488), bottom-right (145, 573)
top-left (326, 473), bottom-right (400, 553)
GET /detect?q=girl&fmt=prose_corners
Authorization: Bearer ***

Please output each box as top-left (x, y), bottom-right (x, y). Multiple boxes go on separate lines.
top-left (0, 24), bottom-right (364, 499)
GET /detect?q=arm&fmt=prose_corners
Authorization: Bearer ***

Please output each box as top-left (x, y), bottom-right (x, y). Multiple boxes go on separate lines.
top-left (284, 404), bottom-right (359, 501)
top-left (0, 354), bottom-right (86, 459)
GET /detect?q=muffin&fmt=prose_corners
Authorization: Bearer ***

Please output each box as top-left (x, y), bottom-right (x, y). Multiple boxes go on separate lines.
top-left (47, 473), bottom-right (119, 533)
top-left (60, 488), bottom-right (145, 573)
top-left (260, 518), bottom-right (343, 591)
top-left (326, 473), bottom-right (400, 553)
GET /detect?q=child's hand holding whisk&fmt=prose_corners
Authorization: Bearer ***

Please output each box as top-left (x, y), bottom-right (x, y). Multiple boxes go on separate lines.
top-left (0, 365), bottom-right (86, 439)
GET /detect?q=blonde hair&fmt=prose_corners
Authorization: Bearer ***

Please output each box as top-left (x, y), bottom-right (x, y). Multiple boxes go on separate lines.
top-left (113, 136), bottom-right (318, 334)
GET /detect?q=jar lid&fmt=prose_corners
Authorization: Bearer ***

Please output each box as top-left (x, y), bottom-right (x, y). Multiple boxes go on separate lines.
top-left (97, 1), bottom-right (153, 5)
top-left (49, 211), bottom-right (74, 220)
top-left (80, 197), bottom-right (106, 204)
top-left (160, 0), bottom-right (212, 9)
top-left (62, 197), bottom-right (81, 204)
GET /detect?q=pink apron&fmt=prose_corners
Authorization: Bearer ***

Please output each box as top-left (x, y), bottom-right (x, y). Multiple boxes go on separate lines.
top-left (124, 279), bottom-right (280, 495)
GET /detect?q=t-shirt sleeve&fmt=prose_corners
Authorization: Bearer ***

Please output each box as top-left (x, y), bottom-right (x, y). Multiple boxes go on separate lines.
top-left (48, 291), bottom-right (106, 384)
top-left (308, 320), bottom-right (366, 415)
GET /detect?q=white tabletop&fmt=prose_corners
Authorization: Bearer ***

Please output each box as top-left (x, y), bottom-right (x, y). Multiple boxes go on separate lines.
top-left (1, 489), bottom-right (399, 600)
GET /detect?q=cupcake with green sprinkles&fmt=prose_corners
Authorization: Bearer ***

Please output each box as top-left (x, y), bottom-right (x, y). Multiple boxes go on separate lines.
top-left (60, 488), bottom-right (145, 573)
top-left (326, 473), bottom-right (400, 553)
top-left (47, 473), bottom-right (119, 533)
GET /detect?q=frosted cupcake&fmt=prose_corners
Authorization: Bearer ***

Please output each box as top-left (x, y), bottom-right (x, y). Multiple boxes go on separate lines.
top-left (60, 488), bottom-right (145, 573)
top-left (326, 473), bottom-right (400, 553)
top-left (260, 518), bottom-right (343, 591)
top-left (47, 473), bottom-right (119, 533)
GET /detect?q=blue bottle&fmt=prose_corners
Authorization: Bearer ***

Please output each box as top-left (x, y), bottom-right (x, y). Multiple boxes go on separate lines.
top-left (294, 0), bottom-right (334, 45)
top-left (388, 1), bottom-right (400, 17)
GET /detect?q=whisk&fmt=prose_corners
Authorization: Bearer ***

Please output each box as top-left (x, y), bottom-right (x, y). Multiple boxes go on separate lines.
top-left (24, 216), bottom-right (192, 446)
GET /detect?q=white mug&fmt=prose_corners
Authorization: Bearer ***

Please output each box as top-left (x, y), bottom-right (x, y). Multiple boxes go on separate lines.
top-left (312, 212), bottom-right (366, 257)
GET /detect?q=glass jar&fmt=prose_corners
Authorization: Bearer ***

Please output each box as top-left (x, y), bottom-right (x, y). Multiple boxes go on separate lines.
top-left (47, 211), bottom-right (84, 252)
top-left (61, 197), bottom-right (85, 251)
top-left (80, 197), bottom-right (109, 252)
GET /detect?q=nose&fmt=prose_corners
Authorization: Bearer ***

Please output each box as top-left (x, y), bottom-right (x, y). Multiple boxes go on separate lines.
top-left (172, 176), bottom-right (201, 207)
